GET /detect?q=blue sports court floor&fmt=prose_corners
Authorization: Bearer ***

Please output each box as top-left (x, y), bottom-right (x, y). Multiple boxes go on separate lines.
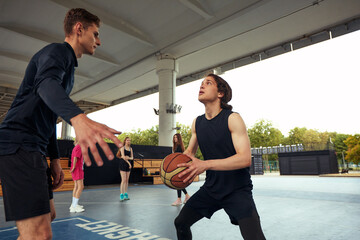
top-left (1, 174), bottom-right (360, 239)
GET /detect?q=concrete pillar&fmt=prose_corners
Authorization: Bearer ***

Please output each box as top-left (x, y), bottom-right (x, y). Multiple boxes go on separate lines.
top-left (156, 54), bottom-right (179, 147)
top-left (61, 120), bottom-right (72, 140)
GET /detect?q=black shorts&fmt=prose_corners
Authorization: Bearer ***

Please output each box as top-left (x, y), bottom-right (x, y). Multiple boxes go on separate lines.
top-left (0, 148), bottom-right (53, 221)
top-left (185, 186), bottom-right (258, 225)
top-left (119, 158), bottom-right (132, 172)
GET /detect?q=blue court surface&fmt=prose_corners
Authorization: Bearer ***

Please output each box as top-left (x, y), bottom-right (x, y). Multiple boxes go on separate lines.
top-left (1, 174), bottom-right (360, 239)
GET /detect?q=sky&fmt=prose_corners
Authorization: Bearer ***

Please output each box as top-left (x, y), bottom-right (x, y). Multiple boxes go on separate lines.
top-left (58, 30), bottom-right (360, 138)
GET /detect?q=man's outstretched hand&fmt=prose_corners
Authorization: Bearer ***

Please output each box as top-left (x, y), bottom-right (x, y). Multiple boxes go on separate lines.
top-left (71, 114), bottom-right (123, 166)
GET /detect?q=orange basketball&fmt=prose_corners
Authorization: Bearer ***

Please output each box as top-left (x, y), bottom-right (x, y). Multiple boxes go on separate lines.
top-left (160, 153), bottom-right (192, 190)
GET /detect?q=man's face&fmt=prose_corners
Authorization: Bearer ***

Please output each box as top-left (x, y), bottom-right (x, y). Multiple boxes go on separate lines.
top-left (79, 23), bottom-right (101, 55)
top-left (198, 76), bottom-right (223, 103)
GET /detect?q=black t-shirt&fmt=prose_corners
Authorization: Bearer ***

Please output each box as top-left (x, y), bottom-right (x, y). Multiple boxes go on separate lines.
top-left (0, 42), bottom-right (83, 158)
top-left (195, 109), bottom-right (252, 199)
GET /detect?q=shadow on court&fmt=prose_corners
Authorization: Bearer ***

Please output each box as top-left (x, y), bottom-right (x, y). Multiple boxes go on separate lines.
top-left (1, 175), bottom-right (360, 239)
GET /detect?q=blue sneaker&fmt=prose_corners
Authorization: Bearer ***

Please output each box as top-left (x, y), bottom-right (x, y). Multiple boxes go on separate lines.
top-left (120, 193), bottom-right (125, 201)
top-left (124, 193), bottom-right (130, 200)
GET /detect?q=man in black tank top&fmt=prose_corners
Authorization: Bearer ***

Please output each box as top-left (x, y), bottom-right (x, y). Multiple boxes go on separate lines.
top-left (174, 74), bottom-right (266, 239)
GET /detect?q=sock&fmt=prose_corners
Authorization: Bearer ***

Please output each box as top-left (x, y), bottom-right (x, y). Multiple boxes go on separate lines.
top-left (73, 197), bottom-right (79, 207)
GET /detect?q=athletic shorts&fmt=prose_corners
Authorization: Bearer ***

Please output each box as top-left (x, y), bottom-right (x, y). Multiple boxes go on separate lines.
top-left (71, 167), bottom-right (84, 180)
top-left (185, 186), bottom-right (258, 225)
top-left (119, 158), bottom-right (132, 172)
top-left (0, 148), bottom-right (53, 221)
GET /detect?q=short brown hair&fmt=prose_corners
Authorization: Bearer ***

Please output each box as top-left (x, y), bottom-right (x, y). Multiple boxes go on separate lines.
top-left (207, 73), bottom-right (233, 110)
top-left (64, 8), bottom-right (100, 36)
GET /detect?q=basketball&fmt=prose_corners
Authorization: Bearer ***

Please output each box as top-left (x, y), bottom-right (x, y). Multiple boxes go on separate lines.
top-left (160, 153), bottom-right (192, 190)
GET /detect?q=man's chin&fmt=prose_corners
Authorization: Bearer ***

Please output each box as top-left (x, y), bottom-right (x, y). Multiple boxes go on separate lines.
top-left (84, 50), bottom-right (95, 55)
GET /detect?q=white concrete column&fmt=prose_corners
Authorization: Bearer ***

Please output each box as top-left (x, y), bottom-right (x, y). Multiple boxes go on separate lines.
top-left (61, 120), bottom-right (72, 140)
top-left (156, 54), bottom-right (179, 147)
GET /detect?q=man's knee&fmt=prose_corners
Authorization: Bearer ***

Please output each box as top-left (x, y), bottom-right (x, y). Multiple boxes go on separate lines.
top-left (17, 221), bottom-right (52, 240)
top-left (174, 215), bottom-right (182, 229)
top-left (37, 229), bottom-right (52, 240)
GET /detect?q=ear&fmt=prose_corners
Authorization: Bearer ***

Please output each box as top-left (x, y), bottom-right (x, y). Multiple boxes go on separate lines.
top-left (218, 91), bottom-right (224, 98)
top-left (74, 22), bottom-right (83, 36)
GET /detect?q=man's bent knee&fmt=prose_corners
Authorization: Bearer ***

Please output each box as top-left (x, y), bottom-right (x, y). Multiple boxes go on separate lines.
top-left (16, 213), bottom-right (52, 240)
top-left (21, 230), bottom-right (52, 240)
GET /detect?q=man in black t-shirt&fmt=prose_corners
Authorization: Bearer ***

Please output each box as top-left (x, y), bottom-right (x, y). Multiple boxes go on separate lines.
top-left (174, 74), bottom-right (265, 239)
top-left (0, 8), bottom-right (122, 239)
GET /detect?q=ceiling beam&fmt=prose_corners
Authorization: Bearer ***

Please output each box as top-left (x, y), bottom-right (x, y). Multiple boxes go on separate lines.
top-left (0, 67), bottom-right (91, 82)
top-left (0, 87), bottom-right (17, 95)
top-left (51, 0), bottom-right (154, 46)
top-left (0, 70), bottom-right (24, 79)
top-left (0, 49), bottom-right (30, 62)
top-left (178, 0), bottom-right (213, 19)
top-left (0, 25), bottom-right (119, 65)
top-left (0, 49), bottom-right (93, 79)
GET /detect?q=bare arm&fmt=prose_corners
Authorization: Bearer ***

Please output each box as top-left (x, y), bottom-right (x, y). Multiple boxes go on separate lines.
top-left (129, 148), bottom-right (134, 160)
top-left (183, 118), bottom-right (199, 156)
top-left (70, 157), bottom-right (77, 173)
top-left (179, 113), bottom-right (251, 182)
top-left (119, 147), bottom-right (125, 159)
top-left (70, 114), bottom-right (123, 167)
top-left (206, 113), bottom-right (251, 170)
top-left (116, 149), bottom-right (121, 158)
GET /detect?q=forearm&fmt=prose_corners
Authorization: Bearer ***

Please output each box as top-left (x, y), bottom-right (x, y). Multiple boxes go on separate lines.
top-left (71, 158), bottom-right (77, 171)
top-left (124, 159), bottom-right (131, 167)
top-left (205, 153), bottom-right (251, 171)
top-left (184, 143), bottom-right (198, 157)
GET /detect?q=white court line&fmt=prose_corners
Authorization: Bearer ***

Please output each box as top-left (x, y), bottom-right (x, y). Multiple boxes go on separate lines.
top-left (0, 217), bottom-right (90, 233)
top-left (55, 201), bottom-right (171, 206)
top-left (0, 226), bottom-right (17, 232)
top-left (52, 217), bottom-right (91, 224)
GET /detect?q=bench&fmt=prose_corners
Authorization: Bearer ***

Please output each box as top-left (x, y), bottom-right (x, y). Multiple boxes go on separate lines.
top-left (47, 158), bottom-right (75, 193)
top-left (133, 158), bottom-right (162, 184)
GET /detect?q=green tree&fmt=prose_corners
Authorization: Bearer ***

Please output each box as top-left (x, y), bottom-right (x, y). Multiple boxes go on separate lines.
top-left (300, 129), bottom-right (326, 151)
top-left (344, 134), bottom-right (360, 165)
top-left (287, 127), bottom-right (307, 144)
top-left (120, 126), bottom-right (159, 145)
top-left (333, 133), bottom-right (349, 161)
top-left (248, 119), bottom-right (284, 148)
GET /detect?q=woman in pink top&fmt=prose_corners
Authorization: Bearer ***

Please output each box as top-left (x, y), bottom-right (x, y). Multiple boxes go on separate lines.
top-left (70, 138), bottom-right (85, 213)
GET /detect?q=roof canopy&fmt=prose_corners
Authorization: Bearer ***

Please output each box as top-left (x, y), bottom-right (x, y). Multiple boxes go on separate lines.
top-left (1, 0), bottom-right (359, 122)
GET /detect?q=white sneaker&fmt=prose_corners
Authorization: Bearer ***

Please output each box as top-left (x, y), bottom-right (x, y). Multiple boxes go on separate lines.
top-left (171, 199), bottom-right (182, 206)
top-left (70, 205), bottom-right (85, 213)
top-left (69, 204), bottom-right (83, 210)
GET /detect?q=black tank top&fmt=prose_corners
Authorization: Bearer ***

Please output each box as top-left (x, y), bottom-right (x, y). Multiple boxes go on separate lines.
top-left (123, 147), bottom-right (131, 158)
top-left (195, 109), bottom-right (252, 199)
top-left (174, 145), bottom-right (182, 153)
